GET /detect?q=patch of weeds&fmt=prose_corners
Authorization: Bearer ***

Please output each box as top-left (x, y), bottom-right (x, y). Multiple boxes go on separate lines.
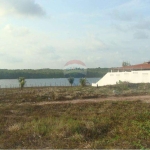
top-left (133, 140), bottom-right (146, 149)
top-left (64, 95), bottom-right (74, 100)
top-left (132, 120), bottom-right (150, 136)
top-left (55, 94), bottom-right (66, 101)
top-left (24, 118), bottom-right (53, 136)
top-left (8, 123), bottom-right (22, 132)
top-left (51, 91), bottom-right (56, 100)
top-left (69, 133), bottom-right (84, 142)
top-left (116, 80), bottom-right (129, 91)
top-left (81, 94), bottom-right (99, 99)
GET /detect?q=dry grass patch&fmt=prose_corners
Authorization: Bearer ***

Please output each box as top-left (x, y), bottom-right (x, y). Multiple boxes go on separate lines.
top-left (8, 123), bottom-right (21, 132)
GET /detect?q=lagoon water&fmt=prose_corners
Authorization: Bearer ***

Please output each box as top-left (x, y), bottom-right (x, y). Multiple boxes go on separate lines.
top-left (0, 78), bottom-right (100, 88)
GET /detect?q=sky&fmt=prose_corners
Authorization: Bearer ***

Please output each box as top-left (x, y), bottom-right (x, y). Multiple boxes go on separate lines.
top-left (0, 0), bottom-right (150, 69)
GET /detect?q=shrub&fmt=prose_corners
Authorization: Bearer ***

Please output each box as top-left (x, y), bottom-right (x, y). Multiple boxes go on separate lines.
top-left (68, 77), bottom-right (74, 86)
top-left (116, 80), bottom-right (129, 91)
top-left (18, 77), bottom-right (26, 90)
top-left (80, 78), bottom-right (86, 87)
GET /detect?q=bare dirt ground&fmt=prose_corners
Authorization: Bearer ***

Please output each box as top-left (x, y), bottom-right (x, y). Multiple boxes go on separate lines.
top-left (19, 95), bottom-right (150, 106)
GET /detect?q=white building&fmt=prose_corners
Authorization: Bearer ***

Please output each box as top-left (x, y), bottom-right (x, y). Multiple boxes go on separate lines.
top-left (92, 62), bottom-right (150, 87)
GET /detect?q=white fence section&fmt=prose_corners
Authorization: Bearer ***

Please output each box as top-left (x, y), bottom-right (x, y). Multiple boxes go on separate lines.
top-left (92, 70), bottom-right (150, 87)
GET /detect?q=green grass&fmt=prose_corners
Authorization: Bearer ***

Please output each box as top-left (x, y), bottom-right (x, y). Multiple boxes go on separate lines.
top-left (1, 82), bottom-right (150, 104)
top-left (0, 84), bottom-right (150, 148)
top-left (0, 99), bottom-right (150, 149)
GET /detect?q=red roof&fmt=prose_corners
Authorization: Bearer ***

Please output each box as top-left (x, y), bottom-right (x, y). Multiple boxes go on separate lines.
top-left (115, 62), bottom-right (150, 70)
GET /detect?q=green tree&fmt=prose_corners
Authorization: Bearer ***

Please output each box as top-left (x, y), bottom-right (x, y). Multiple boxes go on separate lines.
top-left (122, 61), bottom-right (131, 67)
top-left (68, 77), bottom-right (74, 86)
top-left (18, 77), bottom-right (26, 90)
top-left (80, 78), bottom-right (86, 87)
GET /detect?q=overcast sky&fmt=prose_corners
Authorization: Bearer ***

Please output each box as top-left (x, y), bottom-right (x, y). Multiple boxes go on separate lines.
top-left (0, 0), bottom-right (150, 69)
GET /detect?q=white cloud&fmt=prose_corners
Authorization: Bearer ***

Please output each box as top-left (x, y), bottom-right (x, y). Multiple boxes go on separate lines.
top-left (0, 24), bottom-right (108, 69)
top-left (3, 24), bottom-right (30, 36)
top-left (54, 34), bottom-right (106, 53)
top-left (110, 9), bottom-right (135, 22)
top-left (109, 0), bottom-right (149, 23)
top-left (134, 20), bottom-right (150, 30)
top-left (1, 0), bottom-right (150, 69)
top-left (84, 34), bottom-right (106, 51)
top-left (0, 0), bottom-right (46, 17)
top-left (133, 31), bottom-right (149, 39)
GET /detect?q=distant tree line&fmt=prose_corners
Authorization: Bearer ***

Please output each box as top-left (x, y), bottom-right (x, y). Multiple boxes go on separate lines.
top-left (0, 69), bottom-right (64, 79)
top-left (0, 68), bottom-right (110, 79)
top-left (87, 68), bottom-right (109, 77)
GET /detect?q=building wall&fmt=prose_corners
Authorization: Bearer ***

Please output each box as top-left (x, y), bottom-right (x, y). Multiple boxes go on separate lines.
top-left (92, 71), bottom-right (150, 87)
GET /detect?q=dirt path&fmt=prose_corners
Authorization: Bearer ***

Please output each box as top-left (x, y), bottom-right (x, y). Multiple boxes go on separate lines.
top-left (28, 95), bottom-right (150, 106)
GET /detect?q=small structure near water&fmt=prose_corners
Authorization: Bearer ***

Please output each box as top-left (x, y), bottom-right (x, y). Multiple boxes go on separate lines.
top-left (92, 61), bottom-right (150, 87)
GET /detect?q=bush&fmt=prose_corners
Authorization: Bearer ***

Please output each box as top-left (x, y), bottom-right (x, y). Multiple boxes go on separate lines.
top-left (68, 77), bottom-right (74, 86)
top-left (116, 80), bottom-right (129, 91)
top-left (18, 77), bottom-right (26, 90)
top-left (80, 78), bottom-right (86, 87)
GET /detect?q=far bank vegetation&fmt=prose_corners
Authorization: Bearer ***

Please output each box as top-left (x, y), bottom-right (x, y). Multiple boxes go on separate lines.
top-left (0, 68), bottom-right (109, 79)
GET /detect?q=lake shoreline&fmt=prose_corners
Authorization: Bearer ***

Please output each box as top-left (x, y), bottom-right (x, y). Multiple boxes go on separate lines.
top-left (0, 78), bottom-right (100, 88)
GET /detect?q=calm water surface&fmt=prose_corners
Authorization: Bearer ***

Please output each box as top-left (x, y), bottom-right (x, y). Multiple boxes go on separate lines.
top-left (0, 78), bottom-right (100, 88)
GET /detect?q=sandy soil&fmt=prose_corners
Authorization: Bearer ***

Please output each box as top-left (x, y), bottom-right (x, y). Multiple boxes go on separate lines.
top-left (26, 95), bottom-right (150, 106)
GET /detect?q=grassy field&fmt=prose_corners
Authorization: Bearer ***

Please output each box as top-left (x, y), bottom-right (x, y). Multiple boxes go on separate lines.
top-left (0, 84), bottom-right (150, 149)
top-left (1, 82), bottom-right (150, 103)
